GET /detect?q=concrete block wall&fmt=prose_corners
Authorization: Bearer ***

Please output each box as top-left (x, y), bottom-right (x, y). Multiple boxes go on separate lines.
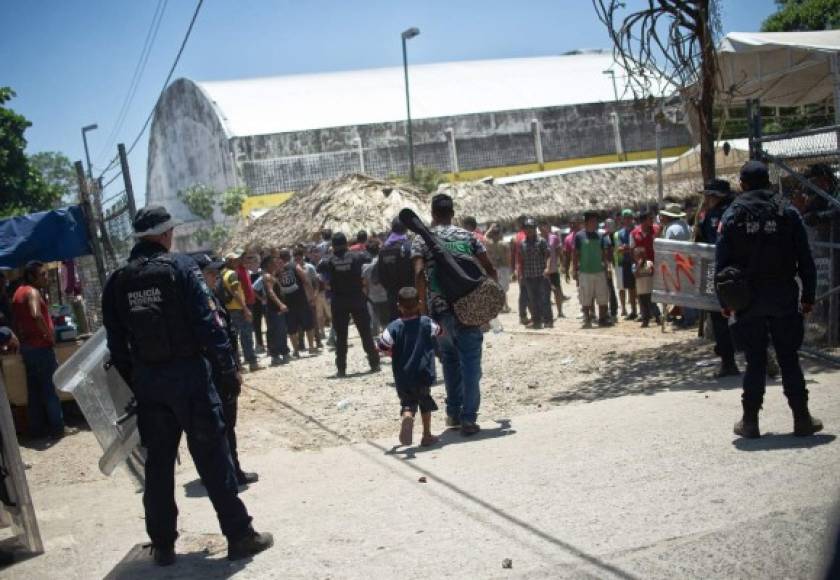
top-left (233, 100), bottom-right (690, 194)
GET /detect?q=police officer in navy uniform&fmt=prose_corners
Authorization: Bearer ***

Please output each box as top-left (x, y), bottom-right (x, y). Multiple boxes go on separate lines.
top-left (696, 178), bottom-right (740, 378)
top-left (716, 162), bottom-right (823, 439)
top-left (192, 253), bottom-right (259, 488)
top-left (317, 232), bottom-right (380, 377)
top-left (102, 207), bottom-right (272, 566)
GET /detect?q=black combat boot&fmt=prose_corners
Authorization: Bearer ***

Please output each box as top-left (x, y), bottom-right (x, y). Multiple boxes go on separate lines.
top-left (151, 544), bottom-right (176, 566)
top-left (789, 400), bottom-right (824, 437)
top-left (228, 529), bottom-right (274, 561)
top-left (734, 403), bottom-right (760, 438)
top-left (716, 359), bottom-right (740, 378)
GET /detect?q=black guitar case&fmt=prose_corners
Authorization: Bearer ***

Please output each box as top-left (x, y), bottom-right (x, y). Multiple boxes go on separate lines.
top-left (399, 208), bottom-right (505, 327)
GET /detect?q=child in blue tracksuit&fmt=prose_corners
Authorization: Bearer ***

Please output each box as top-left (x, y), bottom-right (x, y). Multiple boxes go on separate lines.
top-left (376, 287), bottom-right (441, 447)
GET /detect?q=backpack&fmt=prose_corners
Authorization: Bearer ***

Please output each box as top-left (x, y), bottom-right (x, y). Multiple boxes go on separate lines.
top-left (375, 240), bottom-right (414, 292)
top-left (399, 209), bottom-right (505, 327)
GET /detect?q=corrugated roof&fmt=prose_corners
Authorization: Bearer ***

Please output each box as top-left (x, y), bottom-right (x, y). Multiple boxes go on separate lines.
top-left (196, 53), bottom-right (634, 137)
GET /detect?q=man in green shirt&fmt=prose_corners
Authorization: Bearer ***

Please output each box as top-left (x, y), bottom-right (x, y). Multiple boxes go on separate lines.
top-left (573, 211), bottom-right (612, 328)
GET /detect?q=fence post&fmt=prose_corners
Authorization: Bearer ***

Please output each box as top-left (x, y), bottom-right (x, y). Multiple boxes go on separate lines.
top-left (75, 161), bottom-right (108, 286)
top-left (445, 128), bottom-right (459, 177)
top-left (531, 119), bottom-right (544, 170)
top-left (117, 143), bottom-right (137, 220)
top-left (355, 138), bottom-right (365, 174)
top-left (655, 115), bottom-right (664, 205)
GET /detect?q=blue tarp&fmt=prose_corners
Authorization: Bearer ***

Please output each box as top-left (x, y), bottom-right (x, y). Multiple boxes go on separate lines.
top-left (0, 206), bottom-right (91, 268)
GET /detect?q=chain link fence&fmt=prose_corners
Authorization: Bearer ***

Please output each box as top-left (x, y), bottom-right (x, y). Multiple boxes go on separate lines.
top-left (754, 124), bottom-right (840, 352)
top-left (238, 119), bottom-right (680, 195)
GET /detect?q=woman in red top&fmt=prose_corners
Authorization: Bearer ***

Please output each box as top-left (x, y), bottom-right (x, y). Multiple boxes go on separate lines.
top-left (11, 261), bottom-right (70, 438)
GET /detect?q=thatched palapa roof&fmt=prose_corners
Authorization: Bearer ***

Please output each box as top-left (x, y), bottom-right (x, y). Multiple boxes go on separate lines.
top-left (440, 163), bottom-right (700, 225)
top-left (227, 174), bottom-right (430, 250)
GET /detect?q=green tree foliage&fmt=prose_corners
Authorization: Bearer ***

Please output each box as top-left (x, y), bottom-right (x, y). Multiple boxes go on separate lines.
top-left (762, 0), bottom-right (840, 32)
top-left (0, 87), bottom-right (62, 217)
top-left (220, 186), bottom-right (247, 217)
top-left (177, 183), bottom-right (216, 220)
top-left (28, 151), bottom-right (78, 205)
top-left (179, 184), bottom-right (251, 249)
top-left (414, 166), bottom-right (448, 194)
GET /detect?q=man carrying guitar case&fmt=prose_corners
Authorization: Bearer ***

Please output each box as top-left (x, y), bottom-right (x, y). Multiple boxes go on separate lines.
top-left (405, 194), bottom-right (502, 436)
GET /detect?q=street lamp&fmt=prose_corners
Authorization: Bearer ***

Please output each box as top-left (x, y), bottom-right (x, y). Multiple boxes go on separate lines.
top-left (602, 70), bottom-right (625, 161)
top-left (401, 27), bottom-right (420, 183)
top-left (81, 123), bottom-right (98, 180)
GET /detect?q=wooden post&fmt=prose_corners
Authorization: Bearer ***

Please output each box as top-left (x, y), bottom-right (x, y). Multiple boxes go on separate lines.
top-left (75, 161), bottom-right (108, 286)
top-left (118, 143), bottom-right (137, 221)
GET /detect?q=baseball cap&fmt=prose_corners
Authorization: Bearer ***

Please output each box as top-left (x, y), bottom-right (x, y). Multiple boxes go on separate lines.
top-left (133, 206), bottom-right (182, 237)
top-left (523, 217), bottom-right (537, 228)
top-left (621, 209), bottom-right (634, 217)
top-left (700, 179), bottom-right (732, 196)
top-left (193, 253), bottom-right (225, 271)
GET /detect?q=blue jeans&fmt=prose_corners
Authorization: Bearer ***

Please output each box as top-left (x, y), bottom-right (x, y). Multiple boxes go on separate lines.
top-left (134, 356), bottom-right (252, 546)
top-left (265, 308), bottom-right (290, 357)
top-left (436, 312), bottom-right (484, 423)
top-left (21, 346), bottom-right (64, 437)
top-left (229, 310), bottom-right (256, 364)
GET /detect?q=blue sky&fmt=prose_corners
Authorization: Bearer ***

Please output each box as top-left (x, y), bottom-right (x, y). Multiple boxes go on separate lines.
top-left (1, 0), bottom-right (778, 204)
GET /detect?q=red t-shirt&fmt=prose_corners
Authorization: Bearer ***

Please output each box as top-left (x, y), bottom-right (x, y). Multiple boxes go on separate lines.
top-left (630, 224), bottom-right (662, 261)
top-left (512, 230), bottom-right (527, 270)
top-left (12, 285), bottom-right (54, 348)
top-left (236, 265), bottom-right (256, 306)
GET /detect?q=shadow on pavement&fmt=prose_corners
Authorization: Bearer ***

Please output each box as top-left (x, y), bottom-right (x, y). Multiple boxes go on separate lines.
top-left (385, 419), bottom-right (516, 459)
top-left (733, 433), bottom-right (836, 452)
top-left (550, 338), bottom-right (838, 405)
top-left (104, 541), bottom-right (245, 579)
top-left (246, 385), bottom-right (639, 579)
top-left (183, 478), bottom-right (208, 498)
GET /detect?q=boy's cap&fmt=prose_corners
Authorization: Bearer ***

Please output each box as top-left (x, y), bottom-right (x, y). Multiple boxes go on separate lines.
top-left (621, 208), bottom-right (634, 217)
top-left (133, 206), bottom-right (182, 237)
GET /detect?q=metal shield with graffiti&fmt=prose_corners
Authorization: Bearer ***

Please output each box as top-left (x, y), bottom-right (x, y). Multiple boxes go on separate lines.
top-left (652, 239), bottom-right (720, 311)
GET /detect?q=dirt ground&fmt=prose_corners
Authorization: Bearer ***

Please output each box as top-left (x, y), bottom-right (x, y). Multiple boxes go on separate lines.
top-left (18, 288), bottom-right (725, 490)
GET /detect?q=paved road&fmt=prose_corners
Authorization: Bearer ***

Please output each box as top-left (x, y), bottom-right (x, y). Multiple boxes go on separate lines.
top-left (8, 365), bottom-right (840, 579)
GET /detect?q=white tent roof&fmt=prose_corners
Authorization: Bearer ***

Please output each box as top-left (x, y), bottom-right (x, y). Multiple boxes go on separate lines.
top-left (652, 130), bottom-right (839, 184)
top-left (716, 31), bottom-right (840, 107)
top-left (196, 52), bottom-right (636, 137)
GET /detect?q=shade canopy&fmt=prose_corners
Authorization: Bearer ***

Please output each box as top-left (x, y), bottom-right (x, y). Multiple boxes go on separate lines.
top-left (716, 31), bottom-right (840, 107)
top-left (0, 206), bottom-right (92, 268)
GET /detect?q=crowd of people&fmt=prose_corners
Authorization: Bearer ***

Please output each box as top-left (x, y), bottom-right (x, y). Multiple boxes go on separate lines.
top-left (16, 157), bottom-right (825, 568)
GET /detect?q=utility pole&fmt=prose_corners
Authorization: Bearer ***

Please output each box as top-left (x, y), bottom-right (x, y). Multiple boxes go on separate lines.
top-left (401, 27), bottom-right (420, 183)
top-left (75, 161), bottom-right (107, 286)
top-left (81, 124), bottom-right (98, 180)
top-left (118, 143), bottom-right (137, 220)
